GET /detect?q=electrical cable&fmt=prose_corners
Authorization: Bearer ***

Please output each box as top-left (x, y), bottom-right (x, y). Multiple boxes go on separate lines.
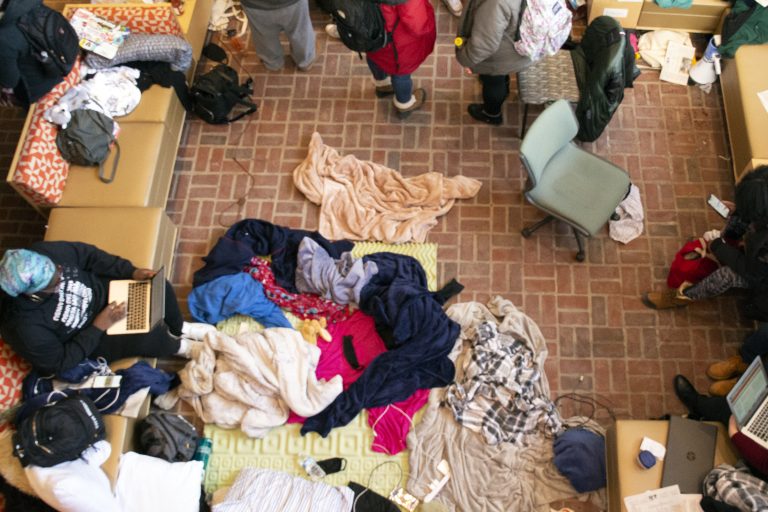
top-left (351, 460), bottom-right (406, 512)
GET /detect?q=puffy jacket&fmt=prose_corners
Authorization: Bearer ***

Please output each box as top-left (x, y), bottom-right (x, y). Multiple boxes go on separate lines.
top-left (366, 0), bottom-right (436, 76)
top-left (455, 0), bottom-right (531, 75)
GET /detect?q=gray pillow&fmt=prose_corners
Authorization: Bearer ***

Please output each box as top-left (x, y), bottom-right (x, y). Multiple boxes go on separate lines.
top-left (85, 34), bottom-right (192, 72)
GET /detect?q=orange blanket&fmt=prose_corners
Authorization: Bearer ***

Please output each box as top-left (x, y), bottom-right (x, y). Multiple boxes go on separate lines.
top-left (293, 133), bottom-right (482, 243)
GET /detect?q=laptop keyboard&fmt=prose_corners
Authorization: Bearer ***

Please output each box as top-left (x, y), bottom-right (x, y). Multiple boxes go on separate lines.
top-left (748, 406), bottom-right (768, 441)
top-left (126, 281), bottom-right (149, 331)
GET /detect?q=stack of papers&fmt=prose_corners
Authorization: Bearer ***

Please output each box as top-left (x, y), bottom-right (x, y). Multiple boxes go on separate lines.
top-left (68, 8), bottom-right (130, 60)
top-left (659, 42), bottom-right (695, 86)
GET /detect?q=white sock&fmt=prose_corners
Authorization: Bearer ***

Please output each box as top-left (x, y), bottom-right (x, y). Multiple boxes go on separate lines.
top-left (393, 94), bottom-right (416, 109)
top-left (181, 321), bottom-right (217, 341)
top-left (373, 77), bottom-right (391, 87)
top-left (175, 337), bottom-right (203, 359)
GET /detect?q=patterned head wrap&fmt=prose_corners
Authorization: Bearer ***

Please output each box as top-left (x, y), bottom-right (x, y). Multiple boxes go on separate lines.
top-left (0, 249), bottom-right (56, 297)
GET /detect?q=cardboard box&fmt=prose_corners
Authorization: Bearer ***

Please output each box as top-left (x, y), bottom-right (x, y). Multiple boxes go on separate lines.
top-left (588, 0), bottom-right (643, 27)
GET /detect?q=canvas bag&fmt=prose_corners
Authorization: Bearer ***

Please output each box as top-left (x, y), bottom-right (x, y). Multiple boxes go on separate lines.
top-left (56, 108), bottom-right (120, 184)
top-left (17, 3), bottom-right (80, 78)
top-left (513, 0), bottom-right (572, 62)
top-left (666, 238), bottom-right (719, 289)
top-left (12, 396), bottom-right (106, 468)
top-left (191, 64), bottom-right (257, 124)
top-left (136, 411), bottom-right (198, 462)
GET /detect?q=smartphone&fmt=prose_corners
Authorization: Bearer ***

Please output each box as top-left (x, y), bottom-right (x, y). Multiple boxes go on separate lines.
top-left (708, 194), bottom-right (730, 219)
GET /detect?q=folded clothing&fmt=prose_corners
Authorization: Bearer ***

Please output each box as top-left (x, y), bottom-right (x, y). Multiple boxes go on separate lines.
top-left (85, 34), bottom-right (192, 72)
top-left (552, 427), bottom-right (606, 493)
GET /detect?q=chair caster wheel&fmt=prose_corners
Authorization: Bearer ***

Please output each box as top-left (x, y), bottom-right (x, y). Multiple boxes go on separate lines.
top-left (521, 228), bottom-right (532, 238)
top-left (575, 252), bottom-right (585, 262)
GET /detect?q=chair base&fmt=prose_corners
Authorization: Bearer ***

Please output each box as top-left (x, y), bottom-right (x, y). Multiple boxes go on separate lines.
top-left (521, 215), bottom-right (586, 262)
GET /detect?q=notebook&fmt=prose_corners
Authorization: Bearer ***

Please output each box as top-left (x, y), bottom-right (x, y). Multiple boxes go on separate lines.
top-left (660, 415), bottom-right (717, 494)
top-left (727, 356), bottom-right (768, 448)
top-left (106, 267), bottom-right (165, 335)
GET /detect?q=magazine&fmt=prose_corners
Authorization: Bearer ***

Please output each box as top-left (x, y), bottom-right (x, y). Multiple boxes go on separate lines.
top-left (659, 41), bottom-right (695, 86)
top-left (68, 8), bottom-right (130, 60)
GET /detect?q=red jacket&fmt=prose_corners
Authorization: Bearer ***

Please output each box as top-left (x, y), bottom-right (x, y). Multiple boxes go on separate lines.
top-left (367, 0), bottom-right (436, 76)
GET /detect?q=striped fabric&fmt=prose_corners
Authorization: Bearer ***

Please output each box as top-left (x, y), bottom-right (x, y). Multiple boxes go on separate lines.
top-left (212, 468), bottom-right (355, 512)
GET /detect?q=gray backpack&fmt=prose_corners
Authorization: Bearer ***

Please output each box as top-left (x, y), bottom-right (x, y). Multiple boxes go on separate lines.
top-left (136, 411), bottom-right (198, 462)
top-left (56, 108), bottom-right (120, 183)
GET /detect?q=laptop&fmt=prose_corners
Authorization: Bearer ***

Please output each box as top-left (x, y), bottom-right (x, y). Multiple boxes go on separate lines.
top-left (106, 267), bottom-right (165, 335)
top-left (727, 356), bottom-right (768, 448)
top-left (660, 415), bottom-right (717, 494)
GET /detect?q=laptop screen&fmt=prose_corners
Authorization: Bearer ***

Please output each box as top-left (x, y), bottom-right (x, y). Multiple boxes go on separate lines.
top-left (727, 356), bottom-right (768, 426)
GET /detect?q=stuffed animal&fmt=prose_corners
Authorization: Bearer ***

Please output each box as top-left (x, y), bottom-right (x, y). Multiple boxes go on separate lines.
top-left (299, 318), bottom-right (332, 344)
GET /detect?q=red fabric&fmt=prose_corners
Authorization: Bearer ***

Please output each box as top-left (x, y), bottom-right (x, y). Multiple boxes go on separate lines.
top-left (731, 432), bottom-right (768, 476)
top-left (247, 257), bottom-right (352, 324)
top-left (367, 0), bottom-right (436, 75)
top-left (667, 238), bottom-right (719, 289)
top-left (0, 338), bottom-right (31, 433)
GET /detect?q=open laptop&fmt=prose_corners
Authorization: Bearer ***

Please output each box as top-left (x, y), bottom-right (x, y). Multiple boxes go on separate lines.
top-left (660, 415), bottom-right (717, 494)
top-left (106, 267), bottom-right (165, 335)
top-left (727, 355), bottom-right (768, 448)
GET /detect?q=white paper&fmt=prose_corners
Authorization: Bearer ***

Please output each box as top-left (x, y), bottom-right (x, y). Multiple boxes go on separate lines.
top-left (625, 485), bottom-right (683, 512)
top-left (660, 41), bottom-right (695, 86)
top-left (640, 436), bottom-right (667, 460)
top-left (602, 7), bottom-right (629, 17)
top-left (758, 89), bottom-right (768, 114)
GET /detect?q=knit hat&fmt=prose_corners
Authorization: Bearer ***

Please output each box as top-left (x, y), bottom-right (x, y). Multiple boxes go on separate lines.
top-left (0, 249), bottom-right (56, 297)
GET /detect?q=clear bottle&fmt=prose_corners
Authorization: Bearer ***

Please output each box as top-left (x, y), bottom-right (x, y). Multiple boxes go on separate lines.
top-left (298, 454), bottom-right (326, 481)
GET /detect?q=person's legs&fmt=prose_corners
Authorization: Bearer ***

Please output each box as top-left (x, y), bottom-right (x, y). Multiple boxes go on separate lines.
top-left (281, 0), bottom-right (316, 70)
top-left (741, 323), bottom-right (768, 363)
top-left (682, 266), bottom-right (751, 300)
top-left (163, 280), bottom-right (184, 336)
top-left (241, 5), bottom-right (286, 70)
top-left (366, 57), bottom-right (395, 97)
top-left (674, 375), bottom-right (732, 426)
top-left (89, 326), bottom-right (181, 363)
top-left (480, 74), bottom-right (509, 116)
top-left (390, 74), bottom-right (413, 105)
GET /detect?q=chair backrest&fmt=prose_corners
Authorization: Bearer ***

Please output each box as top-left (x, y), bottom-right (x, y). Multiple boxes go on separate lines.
top-left (519, 100), bottom-right (578, 185)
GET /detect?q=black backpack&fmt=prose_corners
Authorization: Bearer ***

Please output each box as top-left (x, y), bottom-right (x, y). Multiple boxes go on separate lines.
top-left (191, 64), bottom-right (258, 124)
top-left (17, 4), bottom-right (80, 79)
top-left (56, 108), bottom-right (120, 183)
top-left (12, 396), bottom-right (106, 468)
top-left (136, 411), bottom-right (199, 462)
top-left (320, 0), bottom-right (394, 54)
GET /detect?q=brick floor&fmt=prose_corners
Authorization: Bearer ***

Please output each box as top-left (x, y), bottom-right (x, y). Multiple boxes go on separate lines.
top-left (0, 5), bottom-right (751, 429)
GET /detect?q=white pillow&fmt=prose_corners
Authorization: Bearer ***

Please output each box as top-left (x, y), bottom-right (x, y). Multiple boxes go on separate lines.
top-left (25, 441), bottom-right (119, 512)
top-left (116, 451), bottom-right (203, 512)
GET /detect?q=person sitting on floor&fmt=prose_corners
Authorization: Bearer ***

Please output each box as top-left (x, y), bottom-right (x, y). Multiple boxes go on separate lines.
top-left (643, 165), bottom-right (768, 311)
top-left (674, 374), bottom-right (768, 477)
top-left (0, 241), bottom-right (215, 376)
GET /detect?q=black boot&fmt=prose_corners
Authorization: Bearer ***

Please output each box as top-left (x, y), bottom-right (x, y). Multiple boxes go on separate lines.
top-left (468, 104), bottom-right (502, 125)
top-left (673, 375), bottom-right (702, 419)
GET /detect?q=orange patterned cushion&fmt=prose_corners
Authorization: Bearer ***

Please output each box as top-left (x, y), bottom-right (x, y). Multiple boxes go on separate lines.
top-left (0, 338), bottom-right (30, 434)
top-left (11, 5), bottom-right (181, 208)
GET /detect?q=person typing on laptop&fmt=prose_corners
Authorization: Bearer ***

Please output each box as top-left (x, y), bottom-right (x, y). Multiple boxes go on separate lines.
top-left (674, 373), bottom-right (768, 477)
top-left (0, 241), bottom-right (215, 376)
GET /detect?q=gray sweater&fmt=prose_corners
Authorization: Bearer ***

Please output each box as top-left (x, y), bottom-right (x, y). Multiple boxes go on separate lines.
top-left (240, 0), bottom-right (300, 10)
top-left (455, 0), bottom-right (532, 75)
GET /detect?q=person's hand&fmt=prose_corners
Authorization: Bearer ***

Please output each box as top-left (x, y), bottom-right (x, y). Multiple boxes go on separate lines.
top-left (729, 414), bottom-right (739, 437)
top-left (132, 268), bottom-right (156, 281)
top-left (702, 229), bottom-right (721, 243)
top-left (464, 67), bottom-right (473, 76)
top-left (92, 301), bottom-right (126, 331)
top-left (723, 200), bottom-right (735, 214)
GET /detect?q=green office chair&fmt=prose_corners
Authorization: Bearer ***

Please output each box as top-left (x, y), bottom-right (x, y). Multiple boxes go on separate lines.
top-left (520, 99), bottom-right (631, 261)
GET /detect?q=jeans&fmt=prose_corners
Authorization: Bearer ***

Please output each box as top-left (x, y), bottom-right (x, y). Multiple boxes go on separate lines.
top-left (479, 74), bottom-right (510, 116)
top-left (366, 57), bottom-right (412, 104)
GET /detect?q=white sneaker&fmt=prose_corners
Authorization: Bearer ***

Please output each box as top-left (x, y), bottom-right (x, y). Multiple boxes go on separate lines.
top-left (181, 321), bottom-right (217, 341)
top-left (325, 23), bottom-right (340, 39)
top-left (442, 0), bottom-right (462, 16)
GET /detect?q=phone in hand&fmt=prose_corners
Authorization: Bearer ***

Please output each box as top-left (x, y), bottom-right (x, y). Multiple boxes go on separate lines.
top-left (708, 194), bottom-right (731, 219)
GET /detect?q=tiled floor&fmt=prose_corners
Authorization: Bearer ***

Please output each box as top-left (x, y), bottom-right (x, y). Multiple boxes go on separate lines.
top-left (0, 5), bottom-right (753, 429)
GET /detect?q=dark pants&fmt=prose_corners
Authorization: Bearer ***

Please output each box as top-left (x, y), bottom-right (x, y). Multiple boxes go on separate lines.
top-left (694, 394), bottom-right (732, 426)
top-left (479, 74), bottom-right (510, 116)
top-left (741, 323), bottom-right (768, 364)
top-left (90, 280), bottom-right (182, 362)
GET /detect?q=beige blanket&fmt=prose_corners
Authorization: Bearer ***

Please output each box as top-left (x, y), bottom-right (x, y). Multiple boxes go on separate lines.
top-left (293, 132), bottom-right (482, 243)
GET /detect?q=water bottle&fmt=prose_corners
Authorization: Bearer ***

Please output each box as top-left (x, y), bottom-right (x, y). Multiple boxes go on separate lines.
top-left (193, 437), bottom-right (213, 475)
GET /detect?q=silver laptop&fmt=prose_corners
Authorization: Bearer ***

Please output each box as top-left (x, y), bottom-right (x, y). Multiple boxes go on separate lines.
top-left (727, 356), bottom-right (768, 448)
top-left (106, 267), bottom-right (165, 335)
top-left (660, 415), bottom-right (717, 494)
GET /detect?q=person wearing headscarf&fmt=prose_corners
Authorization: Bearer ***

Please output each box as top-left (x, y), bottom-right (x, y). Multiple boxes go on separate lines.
top-left (0, 241), bottom-right (214, 376)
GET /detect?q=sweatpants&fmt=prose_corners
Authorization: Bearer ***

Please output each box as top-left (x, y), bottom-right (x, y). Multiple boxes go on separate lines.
top-left (89, 280), bottom-right (182, 362)
top-left (241, 0), bottom-right (316, 70)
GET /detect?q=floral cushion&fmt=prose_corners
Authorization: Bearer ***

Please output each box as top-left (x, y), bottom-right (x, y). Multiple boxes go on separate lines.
top-left (11, 5), bottom-right (183, 208)
top-left (0, 338), bottom-right (30, 434)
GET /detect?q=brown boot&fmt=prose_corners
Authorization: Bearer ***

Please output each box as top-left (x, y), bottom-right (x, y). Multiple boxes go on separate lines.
top-left (706, 355), bottom-right (748, 380)
top-left (709, 377), bottom-right (739, 397)
top-left (641, 287), bottom-right (692, 309)
top-left (394, 88), bottom-right (426, 119)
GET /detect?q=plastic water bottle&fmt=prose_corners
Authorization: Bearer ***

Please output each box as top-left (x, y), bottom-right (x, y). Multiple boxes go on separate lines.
top-left (194, 437), bottom-right (213, 474)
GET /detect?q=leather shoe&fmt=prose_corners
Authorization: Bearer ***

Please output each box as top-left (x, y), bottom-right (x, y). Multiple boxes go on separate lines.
top-left (709, 377), bottom-right (738, 397)
top-left (467, 103), bottom-right (502, 125)
top-left (673, 375), bottom-right (701, 418)
top-left (707, 355), bottom-right (748, 380)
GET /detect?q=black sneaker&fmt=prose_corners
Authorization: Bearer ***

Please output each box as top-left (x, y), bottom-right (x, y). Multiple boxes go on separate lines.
top-left (468, 103), bottom-right (502, 125)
